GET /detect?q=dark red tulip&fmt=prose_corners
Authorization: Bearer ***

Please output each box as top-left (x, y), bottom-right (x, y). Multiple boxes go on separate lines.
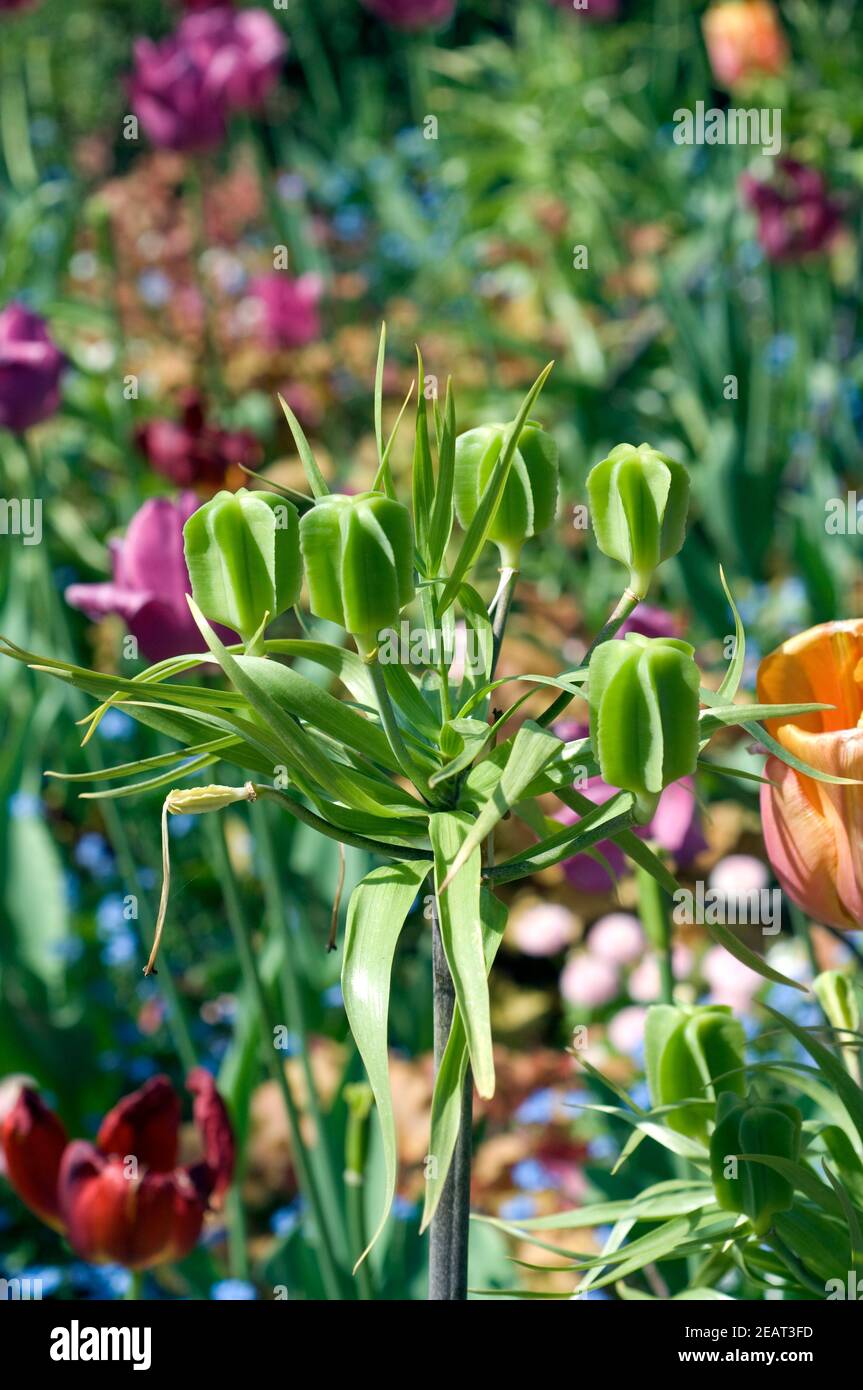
top-left (0, 303), bottom-right (65, 433)
top-left (740, 160), bottom-right (843, 263)
top-left (135, 389), bottom-right (262, 489)
top-left (0, 1073), bottom-right (234, 1269)
top-left (1, 1088), bottom-right (68, 1230)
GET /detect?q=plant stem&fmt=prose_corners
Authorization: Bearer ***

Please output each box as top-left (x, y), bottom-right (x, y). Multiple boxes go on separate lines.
top-left (538, 587), bottom-right (640, 728)
top-left (428, 913), bottom-right (472, 1301)
top-left (205, 819), bottom-right (350, 1301)
top-left (637, 863), bottom-right (675, 1005)
top-left (488, 565), bottom-right (518, 680)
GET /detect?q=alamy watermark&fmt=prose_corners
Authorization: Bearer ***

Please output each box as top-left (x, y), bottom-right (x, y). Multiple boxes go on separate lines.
top-left (0, 497), bottom-right (42, 545)
top-left (673, 881), bottom-right (781, 934)
top-left (673, 101), bottom-right (782, 158)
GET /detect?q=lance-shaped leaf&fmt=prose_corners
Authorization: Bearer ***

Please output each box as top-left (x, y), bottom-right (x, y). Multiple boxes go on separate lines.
top-left (763, 1005), bottom-right (863, 1148)
top-left (341, 860), bottom-right (430, 1269)
top-left (431, 812), bottom-right (495, 1099)
top-left (441, 721), bottom-right (561, 891)
top-left (427, 378), bottom-right (456, 574)
top-left (278, 392), bottom-right (329, 498)
top-left (412, 347), bottom-right (435, 570)
top-left (717, 565), bottom-right (745, 701)
top-left (421, 889), bottom-right (507, 1231)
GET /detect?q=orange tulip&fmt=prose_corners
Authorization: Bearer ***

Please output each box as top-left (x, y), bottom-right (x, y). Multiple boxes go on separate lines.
top-left (758, 620), bottom-right (863, 931)
top-left (703, 1), bottom-right (788, 89)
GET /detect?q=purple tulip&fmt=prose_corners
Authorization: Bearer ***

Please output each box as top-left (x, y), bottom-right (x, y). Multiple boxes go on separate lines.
top-left (130, 33), bottom-right (228, 152)
top-left (177, 7), bottom-right (287, 112)
top-left (740, 160), bottom-right (843, 264)
top-left (248, 272), bottom-right (322, 349)
top-left (65, 493), bottom-right (231, 663)
top-left (0, 304), bottom-right (65, 433)
top-left (360, 0), bottom-right (456, 30)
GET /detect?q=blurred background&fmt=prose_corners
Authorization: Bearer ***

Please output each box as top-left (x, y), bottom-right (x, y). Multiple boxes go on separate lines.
top-left (0, 0), bottom-right (861, 1300)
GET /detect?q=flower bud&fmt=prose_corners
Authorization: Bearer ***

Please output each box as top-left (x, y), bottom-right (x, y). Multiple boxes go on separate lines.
top-left (710, 1089), bottom-right (802, 1235)
top-left (454, 422), bottom-right (558, 566)
top-left (646, 1003), bottom-right (745, 1142)
top-left (587, 633), bottom-right (700, 822)
top-left (587, 443), bottom-right (689, 597)
top-left (299, 491), bottom-right (415, 646)
top-left (183, 488), bottom-right (302, 643)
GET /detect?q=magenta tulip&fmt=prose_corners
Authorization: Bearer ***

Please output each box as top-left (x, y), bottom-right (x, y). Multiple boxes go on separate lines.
top-left (0, 303), bottom-right (65, 432)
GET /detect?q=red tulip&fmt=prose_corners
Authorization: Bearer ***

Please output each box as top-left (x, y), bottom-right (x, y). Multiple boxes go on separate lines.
top-left (758, 620), bottom-right (863, 931)
top-left (0, 1071), bottom-right (234, 1269)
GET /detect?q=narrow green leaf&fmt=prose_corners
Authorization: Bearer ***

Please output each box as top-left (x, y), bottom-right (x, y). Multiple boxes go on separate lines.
top-left (763, 1005), bottom-right (863, 1149)
top-left (341, 860), bottom-right (430, 1269)
top-left (431, 812), bottom-right (496, 1098)
top-left (412, 347), bottom-right (434, 569)
top-left (717, 565), bottom-right (745, 701)
top-left (706, 920), bottom-right (809, 994)
top-left (278, 392), bottom-right (329, 498)
top-left (421, 889), bottom-right (507, 1230)
top-left (428, 377), bottom-right (456, 573)
top-left (374, 322), bottom-right (386, 466)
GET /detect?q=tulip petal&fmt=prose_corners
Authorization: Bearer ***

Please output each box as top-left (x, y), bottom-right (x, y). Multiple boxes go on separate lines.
top-left (186, 1068), bottom-right (235, 1203)
top-left (0, 1087), bottom-right (67, 1230)
top-left (96, 1074), bottom-right (180, 1173)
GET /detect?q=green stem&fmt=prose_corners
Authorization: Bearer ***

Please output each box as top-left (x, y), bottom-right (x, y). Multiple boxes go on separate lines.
top-left (125, 1269), bottom-right (144, 1301)
top-left (344, 1085), bottom-right (375, 1301)
top-left (637, 862), bottom-right (675, 1005)
top-left (488, 565), bottom-right (519, 686)
top-left (538, 588), bottom-right (640, 728)
top-left (204, 818), bottom-right (350, 1301)
top-left (366, 655), bottom-right (435, 801)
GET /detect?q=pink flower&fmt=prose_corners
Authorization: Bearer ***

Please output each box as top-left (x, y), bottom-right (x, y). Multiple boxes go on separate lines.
top-left (178, 6), bottom-right (286, 112)
top-left (558, 755), bottom-right (705, 894)
top-left (560, 954), bottom-right (620, 1009)
top-left (741, 161), bottom-right (843, 264)
top-left (587, 912), bottom-right (644, 966)
top-left (0, 303), bottom-right (65, 432)
top-left (248, 272), bottom-right (322, 349)
top-left (130, 33), bottom-right (228, 152)
top-left (607, 1005), bottom-right (647, 1054)
top-left (360, 0), bottom-right (456, 30)
top-left (702, 944), bottom-right (760, 1012)
top-left (135, 389), bottom-right (261, 490)
top-left (509, 902), bottom-right (577, 957)
top-left (65, 493), bottom-right (233, 663)
top-left (629, 947), bottom-right (693, 1003)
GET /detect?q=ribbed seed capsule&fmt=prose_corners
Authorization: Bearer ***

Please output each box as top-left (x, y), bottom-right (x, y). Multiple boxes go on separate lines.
top-left (299, 491), bottom-right (415, 647)
top-left (587, 633), bottom-right (701, 822)
top-left (183, 488), bottom-right (301, 643)
top-left (645, 1003), bottom-right (746, 1143)
top-left (710, 1090), bottom-right (802, 1235)
top-left (454, 422), bottom-right (558, 567)
top-left (587, 443), bottom-right (689, 598)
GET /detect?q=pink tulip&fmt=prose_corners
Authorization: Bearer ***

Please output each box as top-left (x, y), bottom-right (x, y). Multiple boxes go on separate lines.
top-left (702, 0), bottom-right (788, 89)
top-left (0, 303), bottom-right (65, 432)
top-left (758, 620), bottom-right (863, 931)
top-left (178, 6), bottom-right (286, 112)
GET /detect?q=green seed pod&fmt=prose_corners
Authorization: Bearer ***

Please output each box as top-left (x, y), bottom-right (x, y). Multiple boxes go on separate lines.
top-left (646, 1004), bottom-right (746, 1143)
top-left (454, 421), bottom-right (558, 567)
top-left (184, 488), bottom-right (302, 643)
top-left (299, 491), bottom-right (415, 648)
top-left (587, 633), bottom-right (700, 823)
top-left (587, 443), bottom-right (689, 598)
top-left (710, 1090), bottom-right (802, 1235)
